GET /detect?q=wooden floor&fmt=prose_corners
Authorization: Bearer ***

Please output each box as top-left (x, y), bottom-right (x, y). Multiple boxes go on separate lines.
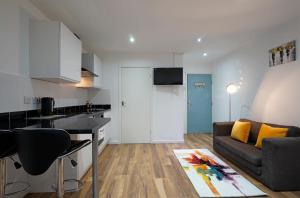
top-left (25, 134), bottom-right (300, 198)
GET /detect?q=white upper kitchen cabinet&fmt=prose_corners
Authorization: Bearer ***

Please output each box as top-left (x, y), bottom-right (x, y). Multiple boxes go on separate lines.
top-left (93, 53), bottom-right (102, 88)
top-left (77, 53), bottom-right (102, 89)
top-left (30, 21), bottom-right (82, 83)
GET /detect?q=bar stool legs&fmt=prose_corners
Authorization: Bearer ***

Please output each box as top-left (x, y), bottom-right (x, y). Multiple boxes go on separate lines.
top-left (0, 158), bottom-right (30, 197)
top-left (0, 159), bottom-right (5, 198)
top-left (56, 158), bottom-right (64, 198)
top-left (54, 157), bottom-right (84, 198)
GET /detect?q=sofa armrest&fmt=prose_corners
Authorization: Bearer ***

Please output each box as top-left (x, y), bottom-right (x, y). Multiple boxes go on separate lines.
top-left (262, 137), bottom-right (300, 191)
top-left (213, 122), bottom-right (234, 137)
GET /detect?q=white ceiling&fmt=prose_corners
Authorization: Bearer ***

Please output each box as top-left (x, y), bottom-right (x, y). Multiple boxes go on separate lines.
top-left (31, 0), bottom-right (300, 64)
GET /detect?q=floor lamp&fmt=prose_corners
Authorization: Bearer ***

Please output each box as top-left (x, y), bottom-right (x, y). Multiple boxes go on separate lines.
top-left (226, 83), bottom-right (238, 121)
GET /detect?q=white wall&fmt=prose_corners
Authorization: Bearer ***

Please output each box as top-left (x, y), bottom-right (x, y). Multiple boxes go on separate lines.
top-left (89, 51), bottom-right (212, 142)
top-left (0, 0), bottom-right (88, 113)
top-left (89, 52), bottom-right (183, 143)
top-left (185, 64), bottom-right (212, 74)
top-left (183, 50), bottom-right (213, 75)
top-left (0, 1), bottom-right (89, 196)
top-left (212, 16), bottom-right (300, 127)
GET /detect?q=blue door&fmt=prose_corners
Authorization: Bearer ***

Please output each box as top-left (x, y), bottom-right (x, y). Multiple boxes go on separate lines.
top-left (187, 74), bottom-right (212, 133)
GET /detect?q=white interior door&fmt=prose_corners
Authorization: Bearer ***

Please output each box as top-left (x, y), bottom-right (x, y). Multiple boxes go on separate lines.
top-left (121, 67), bottom-right (152, 143)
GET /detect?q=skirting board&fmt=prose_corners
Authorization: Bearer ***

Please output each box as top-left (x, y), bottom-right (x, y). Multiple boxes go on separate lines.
top-left (109, 140), bottom-right (121, 144)
top-left (109, 140), bottom-right (184, 144)
top-left (151, 140), bottom-right (184, 144)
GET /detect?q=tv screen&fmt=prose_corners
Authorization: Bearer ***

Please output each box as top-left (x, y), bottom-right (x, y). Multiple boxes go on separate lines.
top-left (153, 67), bottom-right (183, 85)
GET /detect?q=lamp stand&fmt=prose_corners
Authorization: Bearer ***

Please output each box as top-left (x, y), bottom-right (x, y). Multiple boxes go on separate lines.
top-left (228, 93), bottom-right (231, 121)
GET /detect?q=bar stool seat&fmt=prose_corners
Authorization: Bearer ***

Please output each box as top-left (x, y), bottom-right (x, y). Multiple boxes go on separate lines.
top-left (14, 128), bottom-right (91, 198)
top-left (0, 130), bottom-right (30, 197)
top-left (60, 140), bottom-right (91, 157)
top-left (0, 145), bottom-right (16, 159)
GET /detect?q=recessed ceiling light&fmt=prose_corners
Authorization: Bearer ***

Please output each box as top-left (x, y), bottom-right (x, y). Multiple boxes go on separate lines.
top-left (203, 52), bottom-right (208, 57)
top-left (197, 37), bottom-right (202, 43)
top-left (129, 35), bottom-right (135, 43)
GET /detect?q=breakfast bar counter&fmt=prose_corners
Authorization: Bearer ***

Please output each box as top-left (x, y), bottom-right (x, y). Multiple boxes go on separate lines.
top-left (25, 116), bottom-right (111, 134)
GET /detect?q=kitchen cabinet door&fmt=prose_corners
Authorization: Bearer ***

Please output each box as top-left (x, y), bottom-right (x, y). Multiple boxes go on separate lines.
top-left (93, 55), bottom-right (102, 88)
top-left (30, 21), bottom-right (81, 83)
top-left (60, 23), bottom-right (81, 82)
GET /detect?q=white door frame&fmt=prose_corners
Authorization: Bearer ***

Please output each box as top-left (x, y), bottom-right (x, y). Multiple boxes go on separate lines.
top-left (118, 66), bottom-right (153, 143)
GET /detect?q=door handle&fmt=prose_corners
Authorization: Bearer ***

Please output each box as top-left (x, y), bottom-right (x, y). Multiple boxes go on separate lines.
top-left (188, 100), bottom-right (191, 106)
top-left (121, 101), bottom-right (125, 107)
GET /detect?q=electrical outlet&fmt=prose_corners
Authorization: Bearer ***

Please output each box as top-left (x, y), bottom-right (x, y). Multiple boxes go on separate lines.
top-left (32, 97), bottom-right (37, 104)
top-left (32, 97), bottom-right (36, 104)
top-left (32, 97), bottom-right (41, 104)
top-left (24, 96), bottom-right (31, 104)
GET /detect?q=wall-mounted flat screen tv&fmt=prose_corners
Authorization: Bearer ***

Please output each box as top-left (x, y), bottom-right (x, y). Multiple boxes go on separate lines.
top-left (153, 67), bottom-right (183, 85)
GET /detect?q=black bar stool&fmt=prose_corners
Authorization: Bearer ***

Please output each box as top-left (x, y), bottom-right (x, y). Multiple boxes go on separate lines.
top-left (14, 129), bottom-right (91, 197)
top-left (0, 130), bottom-right (30, 197)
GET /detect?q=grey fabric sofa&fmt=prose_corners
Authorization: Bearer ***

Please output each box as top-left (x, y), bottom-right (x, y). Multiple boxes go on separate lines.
top-left (213, 119), bottom-right (300, 191)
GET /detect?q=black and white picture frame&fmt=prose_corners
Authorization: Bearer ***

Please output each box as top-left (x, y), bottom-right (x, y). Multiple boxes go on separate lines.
top-left (269, 40), bottom-right (296, 67)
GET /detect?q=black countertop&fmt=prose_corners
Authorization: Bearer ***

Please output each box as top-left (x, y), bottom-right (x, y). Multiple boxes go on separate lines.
top-left (23, 112), bottom-right (111, 134)
top-left (27, 109), bottom-right (109, 120)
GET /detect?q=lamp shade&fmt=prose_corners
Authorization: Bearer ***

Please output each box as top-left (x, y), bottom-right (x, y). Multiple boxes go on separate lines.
top-left (226, 83), bottom-right (238, 94)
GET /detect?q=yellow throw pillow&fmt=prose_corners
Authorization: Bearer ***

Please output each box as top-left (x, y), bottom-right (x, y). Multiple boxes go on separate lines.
top-left (255, 124), bottom-right (288, 149)
top-left (231, 121), bottom-right (251, 143)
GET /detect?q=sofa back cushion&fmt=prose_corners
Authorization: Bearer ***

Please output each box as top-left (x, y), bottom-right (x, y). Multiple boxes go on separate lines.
top-left (254, 124), bottom-right (288, 148)
top-left (231, 121), bottom-right (251, 143)
top-left (240, 119), bottom-right (300, 143)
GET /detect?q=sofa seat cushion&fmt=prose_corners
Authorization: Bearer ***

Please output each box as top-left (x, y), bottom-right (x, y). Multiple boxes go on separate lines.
top-left (215, 136), bottom-right (262, 166)
top-left (214, 144), bottom-right (262, 176)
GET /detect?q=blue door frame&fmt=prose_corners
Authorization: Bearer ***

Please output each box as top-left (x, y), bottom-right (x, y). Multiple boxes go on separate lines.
top-left (187, 74), bottom-right (212, 133)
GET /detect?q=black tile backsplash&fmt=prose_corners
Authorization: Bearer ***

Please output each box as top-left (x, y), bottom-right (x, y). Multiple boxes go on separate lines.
top-left (0, 104), bottom-right (111, 130)
top-left (27, 110), bottom-right (39, 118)
top-left (55, 107), bottom-right (65, 115)
top-left (76, 106), bottom-right (83, 112)
top-left (64, 106), bottom-right (73, 115)
top-left (0, 112), bottom-right (9, 129)
top-left (26, 110), bottom-right (40, 126)
top-left (71, 106), bottom-right (77, 113)
top-left (53, 105), bottom-right (87, 115)
top-left (94, 104), bottom-right (111, 110)
top-left (63, 105), bottom-right (87, 115)
top-left (10, 111), bottom-right (27, 129)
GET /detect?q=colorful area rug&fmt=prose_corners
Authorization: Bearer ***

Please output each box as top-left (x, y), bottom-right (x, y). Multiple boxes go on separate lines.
top-left (173, 149), bottom-right (266, 197)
